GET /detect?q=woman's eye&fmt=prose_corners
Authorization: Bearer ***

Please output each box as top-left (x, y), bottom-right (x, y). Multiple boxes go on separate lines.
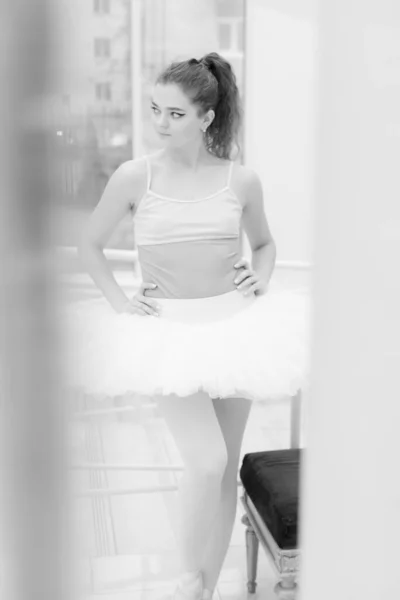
top-left (151, 107), bottom-right (183, 119)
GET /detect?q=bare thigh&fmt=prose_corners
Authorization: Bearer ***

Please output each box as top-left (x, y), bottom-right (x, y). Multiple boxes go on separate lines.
top-left (211, 396), bottom-right (252, 467)
top-left (155, 392), bottom-right (228, 472)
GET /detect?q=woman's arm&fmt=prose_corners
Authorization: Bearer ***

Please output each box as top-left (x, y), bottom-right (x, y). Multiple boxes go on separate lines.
top-left (235, 166), bottom-right (277, 295)
top-left (78, 158), bottom-right (146, 311)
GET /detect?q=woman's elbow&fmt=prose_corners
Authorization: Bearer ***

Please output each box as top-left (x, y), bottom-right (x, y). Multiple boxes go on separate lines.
top-left (78, 232), bottom-right (104, 259)
top-left (253, 237), bottom-right (276, 254)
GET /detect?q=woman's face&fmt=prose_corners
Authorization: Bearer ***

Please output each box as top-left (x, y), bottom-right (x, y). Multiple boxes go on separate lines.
top-left (150, 83), bottom-right (212, 148)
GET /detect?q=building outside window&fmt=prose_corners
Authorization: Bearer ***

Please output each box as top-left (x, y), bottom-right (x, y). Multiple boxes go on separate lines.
top-left (94, 0), bottom-right (110, 14)
top-left (95, 82), bottom-right (112, 101)
top-left (217, 18), bottom-right (243, 53)
top-left (94, 37), bottom-right (111, 58)
top-left (218, 22), bottom-right (232, 51)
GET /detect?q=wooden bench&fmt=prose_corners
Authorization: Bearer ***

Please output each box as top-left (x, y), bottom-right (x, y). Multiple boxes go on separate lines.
top-left (239, 393), bottom-right (302, 599)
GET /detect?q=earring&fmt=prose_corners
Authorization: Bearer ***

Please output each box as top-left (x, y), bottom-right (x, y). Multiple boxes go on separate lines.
top-left (202, 126), bottom-right (207, 133)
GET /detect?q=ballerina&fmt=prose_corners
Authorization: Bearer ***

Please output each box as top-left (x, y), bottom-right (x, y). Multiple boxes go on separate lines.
top-left (64, 51), bottom-right (309, 599)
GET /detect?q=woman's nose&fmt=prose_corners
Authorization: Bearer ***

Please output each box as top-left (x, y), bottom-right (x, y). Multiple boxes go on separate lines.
top-left (158, 113), bottom-right (169, 129)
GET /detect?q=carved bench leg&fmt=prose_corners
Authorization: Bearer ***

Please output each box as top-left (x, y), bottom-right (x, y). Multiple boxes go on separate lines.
top-left (274, 575), bottom-right (298, 600)
top-left (241, 514), bottom-right (259, 593)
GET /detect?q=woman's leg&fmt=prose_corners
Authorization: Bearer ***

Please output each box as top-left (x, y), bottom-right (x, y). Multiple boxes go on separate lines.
top-left (156, 391), bottom-right (228, 575)
top-left (200, 396), bottom-right (252, 597)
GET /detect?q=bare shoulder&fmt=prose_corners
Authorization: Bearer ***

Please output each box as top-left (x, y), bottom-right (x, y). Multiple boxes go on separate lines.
top-left (110, 156), bottom-right (148, 207)
top-left (112, 156), bottom-right (146, 180)
top-left (235, 163), bottom-right (262, 187)
top-left (231, 163), bottom-right (263, 209)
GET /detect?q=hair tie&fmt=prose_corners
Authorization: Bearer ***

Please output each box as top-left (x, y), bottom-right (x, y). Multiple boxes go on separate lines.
top-left (192, 57), bottom-right (217, 85)
top-left (200, 58), bottom-right (218, 85)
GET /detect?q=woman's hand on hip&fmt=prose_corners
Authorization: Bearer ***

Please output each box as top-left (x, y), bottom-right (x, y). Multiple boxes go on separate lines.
top-left (233, 257), bottom-right (268, 296)
top-left (113, 282), bottom-right (161, 316)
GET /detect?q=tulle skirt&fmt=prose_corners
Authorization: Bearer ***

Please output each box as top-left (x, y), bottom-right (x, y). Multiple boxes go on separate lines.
top-left (61, 288), bottom-right (310, 403)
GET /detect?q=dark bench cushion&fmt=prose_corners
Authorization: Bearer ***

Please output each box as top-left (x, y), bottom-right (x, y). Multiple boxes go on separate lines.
top-left (240, 449), bottom-right (301, 550)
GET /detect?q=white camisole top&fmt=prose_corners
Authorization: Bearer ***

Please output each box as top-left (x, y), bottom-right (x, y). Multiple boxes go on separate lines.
top-left (132, 155), bottom-right (244, 299)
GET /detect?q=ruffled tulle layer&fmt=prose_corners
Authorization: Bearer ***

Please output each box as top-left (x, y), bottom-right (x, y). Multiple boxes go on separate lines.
top-left (61, 289), bottom-right (311, 402)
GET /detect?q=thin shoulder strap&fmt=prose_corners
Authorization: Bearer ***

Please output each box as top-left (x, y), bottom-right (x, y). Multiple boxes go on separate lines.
top-left (227, 160), bottom-right (234, 188)
top-left (144, 155), bottom-right (151, 191)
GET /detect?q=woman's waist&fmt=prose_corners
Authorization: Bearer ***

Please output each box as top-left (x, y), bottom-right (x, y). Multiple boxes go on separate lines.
top-left (138, 244), bottom-right (243, 300)
top-left (140, 267), bottom-right (241, 299)
top-left (148, 288), bottom-right (257, 323)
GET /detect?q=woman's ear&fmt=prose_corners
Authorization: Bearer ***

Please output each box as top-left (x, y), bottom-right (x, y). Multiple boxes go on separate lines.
top-left (200, 109), bottom-right (215, 133)
top-left (205, 109), bottom-right (215, 129)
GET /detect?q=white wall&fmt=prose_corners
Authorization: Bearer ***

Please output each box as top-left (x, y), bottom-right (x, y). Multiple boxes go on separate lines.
top-left (244, 1), bottom-right (317, 264)
top-left (298, 1), bottom-right (400, 598)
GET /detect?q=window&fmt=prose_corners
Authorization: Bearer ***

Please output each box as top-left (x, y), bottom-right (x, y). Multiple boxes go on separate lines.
top-left (54, 0), bottom-right (132, 256)
top-left (218, 19), bottom-right (243, 54)
top-left (94, 0), bottom-right (110, 13)
top-left (95, 82), bottom-right (112, 101)
top-left (237, 20), bottom-right (243, 52)
top-left (94, 38), bottom-right (111, 58)
top-left (218, 23), bottom-right (232, 51)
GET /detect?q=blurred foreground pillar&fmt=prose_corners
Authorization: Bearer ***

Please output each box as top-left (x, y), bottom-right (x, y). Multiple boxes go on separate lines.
top-left (0, 1), bottom-right (71, 599)
top-left (299, 1), bottom-right (400, 598)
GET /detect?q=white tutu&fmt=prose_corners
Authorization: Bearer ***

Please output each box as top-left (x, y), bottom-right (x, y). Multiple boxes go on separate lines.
top-left (61, 288), bottom-right (310, 403)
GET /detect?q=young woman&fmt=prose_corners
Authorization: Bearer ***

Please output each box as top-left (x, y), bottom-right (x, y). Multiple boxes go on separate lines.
top-left (65, 52), bottom-right (308, 599)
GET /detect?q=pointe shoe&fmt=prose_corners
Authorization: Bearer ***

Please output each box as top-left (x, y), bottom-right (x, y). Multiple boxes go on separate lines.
top-left (172, 570), bottom-right (204, 600)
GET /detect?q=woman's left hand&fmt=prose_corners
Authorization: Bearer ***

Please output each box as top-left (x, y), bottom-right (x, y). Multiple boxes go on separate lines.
top-left (233, 257), bottom-right (268, 296)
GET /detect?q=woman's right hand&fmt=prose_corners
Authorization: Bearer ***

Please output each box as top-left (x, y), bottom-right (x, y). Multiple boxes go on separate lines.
top-left (114, 282), bottom-right (161, 317)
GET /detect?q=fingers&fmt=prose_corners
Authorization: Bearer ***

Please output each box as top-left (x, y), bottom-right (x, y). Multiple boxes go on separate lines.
top-left (138, 298), bottom-right (160, 316)
top-left (233, 260), bottom-right (266, 296)
top-left (238, 275), bottom-right (257, 290)
top-left (141, 282), bottom-right (158, 291)
top-left (247, 280), bottom-right (269, 296)
top-left (233, 257), bottom-right (252, 287)
top-left (245, 282), bottom-right (261, 296)
top-left (122, 298), bottom-right (146, 315)
top-left (122, 300), bottom-right (157, 317)
top-left (235, 275), bottom-right (258, 295)
top-left (137, 282), bottom-right (160, 316)
top-left (234, 257), bottom-right (249, 270)
top-left (234, 268), bottom-right (254, 287)
top-left (137, 294), bottom-right (160, 315)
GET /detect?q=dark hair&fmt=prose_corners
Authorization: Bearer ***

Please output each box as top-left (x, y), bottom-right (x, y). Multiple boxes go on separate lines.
top-left (156, 52), bottom-right (242, 160)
